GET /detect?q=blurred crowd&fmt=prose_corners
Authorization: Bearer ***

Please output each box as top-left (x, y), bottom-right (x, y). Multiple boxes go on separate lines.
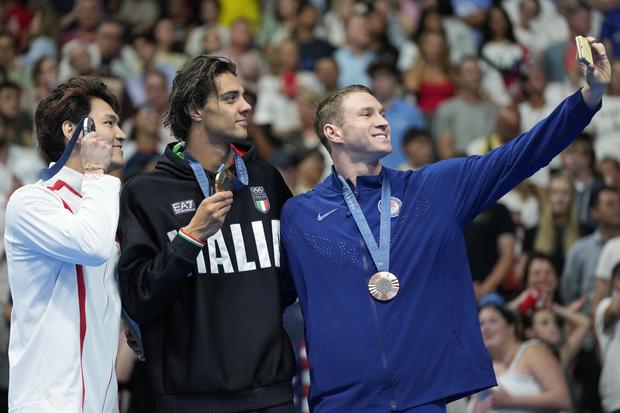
top-left (0, 0), bottom-right (619, 412)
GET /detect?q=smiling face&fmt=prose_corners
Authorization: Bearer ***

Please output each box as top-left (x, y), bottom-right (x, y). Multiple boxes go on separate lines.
top-left (527, 257), bottom-right (558, 296)
top-left (200, 72), bottom-right (252, 143)
top-left (333, 91), bottom-right (391, 162)
top-left (87, 97), bottom-right (126, 170)
top-left (479, 306), bottom-right (514, 355)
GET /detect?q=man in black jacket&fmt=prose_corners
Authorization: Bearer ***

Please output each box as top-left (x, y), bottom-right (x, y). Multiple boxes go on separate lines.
top-left (118, 56), bottom-right (296, 412)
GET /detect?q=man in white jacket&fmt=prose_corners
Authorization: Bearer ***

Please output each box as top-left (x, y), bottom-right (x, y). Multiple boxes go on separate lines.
top-left (3, 76), bottom-right (126, 412)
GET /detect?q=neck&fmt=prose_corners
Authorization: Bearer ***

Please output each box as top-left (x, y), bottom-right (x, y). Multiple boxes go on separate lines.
top-left (458, 89), bottom-right (480, 102)
top-left (529, 94), bottom-right (545, 107)
top-left (332, 151), bottom-right (382, 186)
top-left (64, 153), bottom-right (85, 174)
top-left (490, 339), bottom-right (520, 364)
top-left (186, 126), bottom-right (231, 172)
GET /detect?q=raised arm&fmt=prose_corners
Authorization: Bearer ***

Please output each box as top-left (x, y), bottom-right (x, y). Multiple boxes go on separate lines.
top-left (5, 176), bottom-right (120, 266)
top-left (438, 39), bottom-right (610, 225)
top-left (117, 184), bottom-right (232, 324)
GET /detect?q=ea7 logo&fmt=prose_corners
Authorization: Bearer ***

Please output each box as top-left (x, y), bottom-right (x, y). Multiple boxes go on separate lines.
top-left (171, 199), bottom-right (196, 215)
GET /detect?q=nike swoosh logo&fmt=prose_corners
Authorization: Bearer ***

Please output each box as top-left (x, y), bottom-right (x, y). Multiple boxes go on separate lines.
top-left (317, 208), bottom-right (338, 221)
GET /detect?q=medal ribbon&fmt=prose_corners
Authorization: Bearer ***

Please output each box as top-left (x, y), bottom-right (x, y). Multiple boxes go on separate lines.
top-left (39, 116), bottom-right (89, 180)
top-left (338, 172), bottom-right (391, 272)
top-left (185, 148), bottom-right (249, 198)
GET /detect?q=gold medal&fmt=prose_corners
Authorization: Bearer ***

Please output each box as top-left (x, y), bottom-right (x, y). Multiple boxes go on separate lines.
top-left (368, 271), bottom-right (400, 301)
top-left (214, 168), bottom-right (234, 192)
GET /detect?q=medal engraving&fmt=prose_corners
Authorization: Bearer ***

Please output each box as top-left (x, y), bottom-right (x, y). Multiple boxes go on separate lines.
top-left (368, 271), bottom-right (400, 301)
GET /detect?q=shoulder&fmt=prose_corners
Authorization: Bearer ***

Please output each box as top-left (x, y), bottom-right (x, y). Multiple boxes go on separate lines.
top-left (5, 183), bottom-right (62, 225)
top-left (521, 340), bottom-right (557, 367)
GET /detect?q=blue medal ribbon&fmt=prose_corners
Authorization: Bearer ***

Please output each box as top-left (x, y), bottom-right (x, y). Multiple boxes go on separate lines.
top-left (338, 172), bottom-right (391, 272)
top-left (185, 147), bottom-right (249, 198)
top-left (39, 116), bottom-right (89, 180)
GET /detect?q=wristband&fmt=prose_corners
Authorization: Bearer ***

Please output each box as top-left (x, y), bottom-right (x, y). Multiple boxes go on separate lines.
top-left (178, 227), bottom-right (205, 248)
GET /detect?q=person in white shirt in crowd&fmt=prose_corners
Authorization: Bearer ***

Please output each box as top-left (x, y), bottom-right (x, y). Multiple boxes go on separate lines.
top-left (594, 259), bottom-right (620, 413)
top-left (3, 76), bottom-right (126, 412)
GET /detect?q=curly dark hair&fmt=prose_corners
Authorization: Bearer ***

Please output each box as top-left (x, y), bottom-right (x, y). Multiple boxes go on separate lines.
top-left (35, 76), bottom-right (119, 164)
top-left (164, 55), bottom-right (237, 141)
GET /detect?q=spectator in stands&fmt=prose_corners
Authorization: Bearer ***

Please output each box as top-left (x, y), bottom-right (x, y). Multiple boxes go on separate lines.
top-left (368, 60), bottom-right (424, 169)
top-left (59, 0), bottom-right (102, 46)
top-left (480, 4), bottom-right (527, 95)
top-left (561, 136), bottom-right (604, 230)
top-left (314, 56), bottom-right (340, 95)
top-left (19, 6), bottom-right (59, 68)
top-left (599, 157), bottom-right (620, 192)
top-left (598, 1), bottom-right (620, 59)
top-left (254, 38), bottom-right (323, 143)
top-left (398, 6), bottom-right (477, 71)
top-left (542, 2), bottom-right (591, 82)
top-left (22, 56), bottom-right (59, 119)
top-left (215, 17), bottom-right (266, 81)
top-left (465, 202), bottom-right (517, 303)
top-left (366, 6), bottom-right (399, 68)
top-left (258, 0), bottom-right (300, 48)
top-left (399, 128), bottom-right (435, 171)
top-left (334, 12), bottom-right (375, 88)
top-left (510, 253), bottom-right (562, 312)
top-left (562, 186), bottom-right (620, 314)
top-left (294, 2), bottom-right (335, 71)
top-left (594, 260), bottom-right (620, 413)
top-left (0, 33), bottom-right (28, 90)
top-left (519, 65), bottom-right (555, 133)
top-left (403, 30), bottom-right (455, 116)
top-left (294, 148), bottom-right (325, 195)
top-left (115, 0), bottom-right (160, 37)
top-left (590, 59), bottom-right (620, 162)
top-left (466, 105), bottom-right (521, 156)
top-left (593, 236), bottom-right (620, 327)
top-left (0, 82), bottom-right (32, 148)
top-left (122, 104), bottom-right (161, 181)
top-left (473, 303), bottom-right (571, 412)
top-left (90, 19), bottom-right (140, 80)
top-left (185, 0), bottom-right (229, 57)
top-left (520, 296), bottom-right (590, 371)
top-left (153, 18), bottom-right (188, 69)
top-left (524, 172), bottom-right (583, 274)
top-left (434, 56), bottom-right (499, 158)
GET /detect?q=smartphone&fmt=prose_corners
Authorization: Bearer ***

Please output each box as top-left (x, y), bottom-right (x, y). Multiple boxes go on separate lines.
top-left (575, 35), bottom-right (593, 66)
top-left (82, 116), bottom-right (96, 137)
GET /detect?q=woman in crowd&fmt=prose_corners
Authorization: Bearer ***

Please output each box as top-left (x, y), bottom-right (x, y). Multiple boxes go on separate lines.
top-left (480, 4), bottom-right (528, 97)
top-left (472, 303), bottom-right (571, 412)
top-left (523, 172), bottom-right (582, 274)
top-left (403, 29), bottom-right (454, 116)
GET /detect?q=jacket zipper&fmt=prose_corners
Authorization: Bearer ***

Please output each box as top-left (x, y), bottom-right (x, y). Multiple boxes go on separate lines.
top-left (355, 187), bottom-right (398, 412)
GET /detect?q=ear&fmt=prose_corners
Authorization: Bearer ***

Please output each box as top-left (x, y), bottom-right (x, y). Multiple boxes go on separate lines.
top-left (61, 121), bottom-right (75, 142)
top-left (323, 123), bottom-right (343, 145)
top-left (185, 106), bottom-right (202, 123)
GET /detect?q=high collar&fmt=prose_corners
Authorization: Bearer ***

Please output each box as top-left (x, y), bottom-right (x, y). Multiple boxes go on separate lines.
top-left (42, 164), bottom-right (84, 194)
top-left (326, 165), bottom-right (389, 193)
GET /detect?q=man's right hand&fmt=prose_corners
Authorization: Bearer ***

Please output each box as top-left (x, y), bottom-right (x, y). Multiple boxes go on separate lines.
top-left (183, 191), bottom-right (234, 241)
top-left (80, 131), bottom-right (113, 173)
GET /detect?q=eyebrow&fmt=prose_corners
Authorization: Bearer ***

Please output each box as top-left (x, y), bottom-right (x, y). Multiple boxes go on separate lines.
top-left (358, 106), bottom-right (385, 115)
top-left (102, 113), bottom-right (120, 123)
top-left (219, 89), bottom-right (244, 99)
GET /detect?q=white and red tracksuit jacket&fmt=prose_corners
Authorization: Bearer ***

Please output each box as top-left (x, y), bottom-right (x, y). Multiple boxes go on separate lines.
top-left (4, 166), bottom-right (121, 413)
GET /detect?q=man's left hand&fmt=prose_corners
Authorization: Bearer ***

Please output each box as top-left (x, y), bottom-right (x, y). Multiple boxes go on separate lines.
top-left (581, 37), bottom-right (611, 109)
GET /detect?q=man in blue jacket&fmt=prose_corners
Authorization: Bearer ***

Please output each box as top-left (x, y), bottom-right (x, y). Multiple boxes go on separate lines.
top-left (280, 38), bottom-right (611, 413)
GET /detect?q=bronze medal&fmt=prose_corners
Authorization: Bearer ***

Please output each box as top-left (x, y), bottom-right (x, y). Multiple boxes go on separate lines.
top-left (368, 271), bottom-right (400, 301)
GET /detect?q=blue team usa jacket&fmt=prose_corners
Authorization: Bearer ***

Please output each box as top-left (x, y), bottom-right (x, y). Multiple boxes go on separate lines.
top-left (280, 90), bottom-right (598, 413)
